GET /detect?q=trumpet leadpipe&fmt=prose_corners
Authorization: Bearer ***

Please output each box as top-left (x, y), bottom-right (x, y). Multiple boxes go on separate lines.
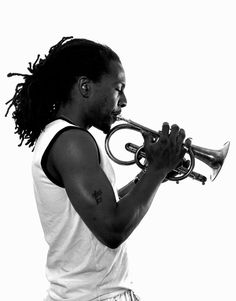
top-left (116, 116), bottom-right (160, 137)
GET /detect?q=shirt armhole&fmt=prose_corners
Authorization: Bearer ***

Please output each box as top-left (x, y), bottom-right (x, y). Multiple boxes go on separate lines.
top-left (41, 126), bottom-right (101, 188)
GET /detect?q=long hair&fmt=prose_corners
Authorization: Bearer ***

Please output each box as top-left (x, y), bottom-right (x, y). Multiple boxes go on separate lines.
top-left (5, 36), bottom-right (120, 148)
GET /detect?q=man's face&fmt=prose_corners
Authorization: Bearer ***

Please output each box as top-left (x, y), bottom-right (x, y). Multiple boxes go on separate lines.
top-left (89, 60), bottom-right (127, 133)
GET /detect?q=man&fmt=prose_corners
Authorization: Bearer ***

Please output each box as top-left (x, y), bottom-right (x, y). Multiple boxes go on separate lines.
top-left (6, 37), bottom-right (187, 301)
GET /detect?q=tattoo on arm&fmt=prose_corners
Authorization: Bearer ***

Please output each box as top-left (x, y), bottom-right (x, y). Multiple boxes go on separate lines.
top-left (92, 189), bottom-right (103, 205)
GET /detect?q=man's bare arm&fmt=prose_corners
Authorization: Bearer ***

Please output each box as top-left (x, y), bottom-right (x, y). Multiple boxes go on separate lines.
top-left (50, 124), bottom-right (185, 248)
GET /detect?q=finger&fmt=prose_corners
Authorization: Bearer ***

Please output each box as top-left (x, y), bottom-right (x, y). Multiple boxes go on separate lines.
top-left (177, 158), bottom-right (190, 168)
top-left (179, 144), bottom-right (187, 159)
top-left (169, 124), bottom-right (179, 144)
top-left (161, 122), bottom-right (170, 136)
top-left (176, 128), bottom-right (186, 147)
top-left (141, 130), bottom-right (153, 145)
top-left (183, 159), bottom-right (190, 168)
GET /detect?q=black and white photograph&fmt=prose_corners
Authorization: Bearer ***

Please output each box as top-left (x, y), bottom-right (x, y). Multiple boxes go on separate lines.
top-left (1, 1), bottom-right (235, 300)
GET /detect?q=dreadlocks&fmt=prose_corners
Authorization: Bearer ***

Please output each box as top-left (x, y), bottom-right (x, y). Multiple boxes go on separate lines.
top-left (5, 36), bottom-right (120, 148)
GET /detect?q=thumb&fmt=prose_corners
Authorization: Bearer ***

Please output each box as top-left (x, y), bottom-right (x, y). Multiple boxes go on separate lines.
top-left (141, 130), bottom-right (153, 145)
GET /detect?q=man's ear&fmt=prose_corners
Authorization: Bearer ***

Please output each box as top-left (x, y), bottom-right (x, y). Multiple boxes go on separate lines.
top-left (78, 77), bottom-right (91, 98)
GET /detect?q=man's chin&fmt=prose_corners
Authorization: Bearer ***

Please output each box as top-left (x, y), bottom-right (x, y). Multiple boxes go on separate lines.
top-left (94, 116), bottom-right (115, 134)
top-left (102, 125), bottom-right (111, 134)
top-left (94, 122), bottom-right (111, 134)
top-left (101, 116), bottom-right (115, 134)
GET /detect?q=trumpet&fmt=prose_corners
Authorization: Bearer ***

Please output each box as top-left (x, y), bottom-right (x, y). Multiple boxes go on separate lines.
top-left (105, 116), bottom-right (230, 184)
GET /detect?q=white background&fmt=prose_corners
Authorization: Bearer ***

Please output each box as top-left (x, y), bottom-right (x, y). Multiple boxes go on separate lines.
top-left (0, 1), bottom-right (235, 300)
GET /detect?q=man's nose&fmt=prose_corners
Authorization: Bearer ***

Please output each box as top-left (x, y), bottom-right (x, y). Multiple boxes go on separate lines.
top-left (119, 94), bottom-right (127, 108)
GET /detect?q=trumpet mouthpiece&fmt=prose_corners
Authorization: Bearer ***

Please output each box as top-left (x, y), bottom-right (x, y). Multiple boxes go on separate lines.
top-left (116, 115), bottom-right (131, 123)
top-left (115, 115), bottom-right (125, 121)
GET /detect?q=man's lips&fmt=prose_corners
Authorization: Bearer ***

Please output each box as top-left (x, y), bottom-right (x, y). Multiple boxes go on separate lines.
top-left (111, 115), bottom-right (118, 122)
top-left (112, 111), bottom-right (122, 119)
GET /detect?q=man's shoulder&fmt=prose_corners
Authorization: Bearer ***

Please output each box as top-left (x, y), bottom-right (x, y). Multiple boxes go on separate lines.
top-left (49, 127), bottom-right (100, 168)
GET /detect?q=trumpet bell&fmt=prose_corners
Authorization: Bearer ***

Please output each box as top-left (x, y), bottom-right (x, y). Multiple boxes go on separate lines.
top-left (191, 141), bottom-right (230, 181)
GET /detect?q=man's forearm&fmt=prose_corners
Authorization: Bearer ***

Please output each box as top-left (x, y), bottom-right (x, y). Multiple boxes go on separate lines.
top-left (113, 167), bottom-right (167, 246)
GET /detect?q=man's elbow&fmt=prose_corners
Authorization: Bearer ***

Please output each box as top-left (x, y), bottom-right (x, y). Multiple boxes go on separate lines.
top-left (107, 238), bottom-right (122, 249)
top-left (101, 233), bottom-right (125, 249)
top-left (94, 217), bottom-right (127, 249)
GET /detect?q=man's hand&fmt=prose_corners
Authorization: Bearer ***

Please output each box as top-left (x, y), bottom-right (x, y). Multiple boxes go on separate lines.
top-left (142, 122), bottom-right (187, 176)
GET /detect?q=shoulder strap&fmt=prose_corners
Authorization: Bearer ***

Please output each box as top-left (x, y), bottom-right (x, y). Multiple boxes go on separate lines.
top-left (39, 119), bottom-right (100, 187)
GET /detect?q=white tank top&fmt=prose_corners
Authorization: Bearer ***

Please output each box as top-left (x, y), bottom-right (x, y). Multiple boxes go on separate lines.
top-left (32, 119), bottom-right (132, 301)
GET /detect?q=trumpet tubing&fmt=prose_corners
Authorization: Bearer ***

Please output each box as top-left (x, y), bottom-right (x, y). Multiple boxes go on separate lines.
top-left (125, 142), bottom-right (207, 184)
top-left (105, 116), bottom-right (230, 184)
